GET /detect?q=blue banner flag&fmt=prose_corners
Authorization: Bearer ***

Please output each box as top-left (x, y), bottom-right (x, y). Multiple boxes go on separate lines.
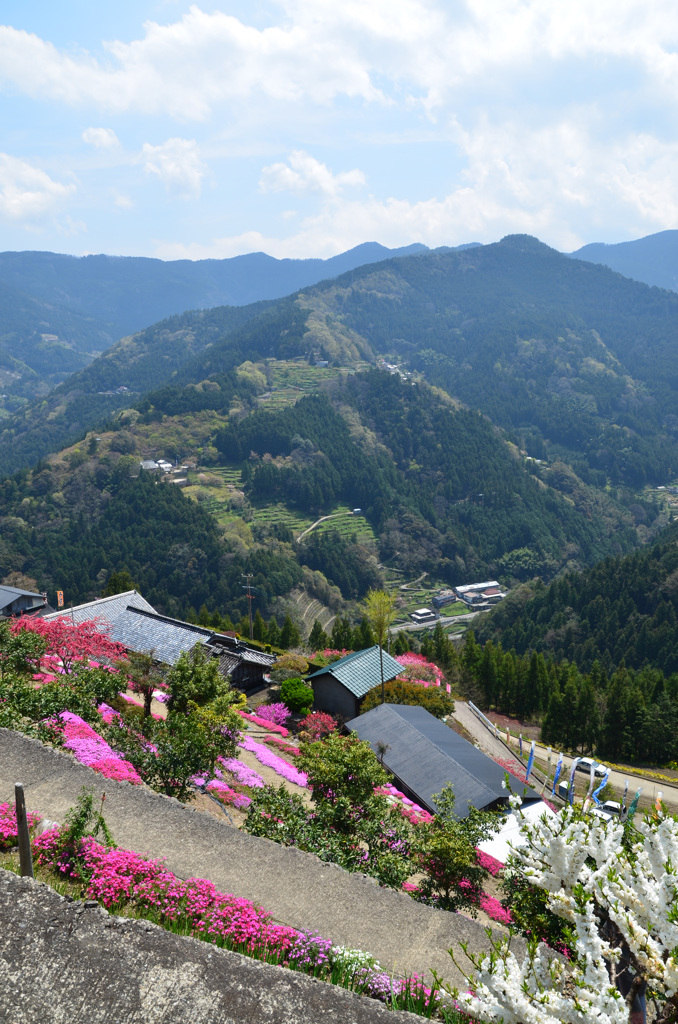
top-left (552, 753), bottom-right (563, 795)
top-left (525, 740), bottom-right (536, 783)
top-left (591, 768), bottom-right (610, 807)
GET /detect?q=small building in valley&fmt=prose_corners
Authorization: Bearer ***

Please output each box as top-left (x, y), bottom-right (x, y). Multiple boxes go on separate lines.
top-left (307, 645), bottom-right (404, 720)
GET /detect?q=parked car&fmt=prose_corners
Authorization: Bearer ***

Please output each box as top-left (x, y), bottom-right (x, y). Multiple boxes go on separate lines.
top-left (575, 757), bottom-right (607, 778)
top-left (601, 800), bottom-right (622, 817)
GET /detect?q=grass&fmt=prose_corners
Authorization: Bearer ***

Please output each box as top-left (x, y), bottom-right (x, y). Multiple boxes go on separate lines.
top-left (256, 361), bottom-right (371, 412)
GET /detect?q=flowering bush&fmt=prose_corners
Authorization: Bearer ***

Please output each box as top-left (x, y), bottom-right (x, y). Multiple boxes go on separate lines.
top-left (205, 779), bottom-right (252, 810)
top-left (455, 803), bottom-right (678, 1024)
top-left (395, 652), bottom-right (443, 685)
top-left (255, 702), bottom-right (290, 727)
top-left (239, 735), bottom-right (308, 787)
top-left (475, 849), bottom-right (504, 876)
top-left (0, 801), bottom-right (41, 850)
top-left (297, 711), bottom-right (337, 741)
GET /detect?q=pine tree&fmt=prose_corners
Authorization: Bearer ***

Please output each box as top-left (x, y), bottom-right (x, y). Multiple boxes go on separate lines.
top-left (308, 619), bottom-right (329, 653)
top-left (252, 609), bottom-right (267, 643)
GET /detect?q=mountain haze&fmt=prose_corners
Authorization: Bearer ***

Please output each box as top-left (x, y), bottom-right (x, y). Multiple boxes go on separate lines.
top-left (570, 230), bottom-right (678, 292)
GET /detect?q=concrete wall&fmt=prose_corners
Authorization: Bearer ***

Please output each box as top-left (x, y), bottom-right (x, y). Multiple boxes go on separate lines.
top-left (0, 871), bottom-right (422, 1024)
top-left (0, 727), bottom-right (519, 987)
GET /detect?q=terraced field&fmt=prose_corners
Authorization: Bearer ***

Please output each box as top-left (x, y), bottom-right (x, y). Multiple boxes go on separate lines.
top-left (257, 360), bottom-right (372, 412)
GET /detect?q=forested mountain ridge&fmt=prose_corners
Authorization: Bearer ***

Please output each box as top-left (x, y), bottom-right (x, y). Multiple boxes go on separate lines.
top-left (0, 242), bottom-right (431, 337)
top-left (571, 229), bottom-right (678, 293)
top-left (6, 233), bottom-right (678, 491)
top-left (0, 279), bottom-right (114, 405)
top-left (476, 518), bottom-right (678, 676)
top-left (0, 367), bottom-right (652, 625)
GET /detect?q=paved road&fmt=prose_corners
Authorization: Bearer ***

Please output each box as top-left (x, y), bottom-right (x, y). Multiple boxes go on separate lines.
top-left (455, 701), bottom-right (678, 809)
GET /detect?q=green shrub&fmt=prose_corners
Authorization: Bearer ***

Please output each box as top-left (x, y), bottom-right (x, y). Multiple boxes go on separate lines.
top-left (361, 679), bottom-right (454, 719)
top-left (280, 676), bottom-right (314, 714)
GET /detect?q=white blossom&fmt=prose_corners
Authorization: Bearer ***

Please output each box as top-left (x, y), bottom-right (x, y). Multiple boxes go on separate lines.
top-left (450, 807), bottom-right (678, 1024)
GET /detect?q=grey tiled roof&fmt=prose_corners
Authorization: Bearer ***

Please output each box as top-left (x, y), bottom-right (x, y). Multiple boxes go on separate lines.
top-left (0, 584), bottom-right (44, 612)
top-left (44, 590), bottom-right (156, 628)
top-left (307, 645), bottom-right (404, 698)
top-left (107, 608), bottom-right (211, 666)
top-left (347, 703), bottom-right (540, 818)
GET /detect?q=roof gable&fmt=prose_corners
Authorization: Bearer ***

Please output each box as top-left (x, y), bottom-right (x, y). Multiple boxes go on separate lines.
top-left (44, 590), bottom-right (157, 627)
top-left (308, 646), bottom-right (404, 698)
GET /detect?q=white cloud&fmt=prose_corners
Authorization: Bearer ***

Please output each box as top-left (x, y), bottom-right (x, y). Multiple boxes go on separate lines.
top-left (82, 127), bottom-right (120, 149)
top-left (259, 151), bottom-right (365, 197)
top-left (141, 138), bottom-right (205, 197)
top-left (154, 116), bottom-right (678, 259)
top-left (1, 2), bottom-right (678, 122)
top-left (0, 154), bottom-right (75, 223)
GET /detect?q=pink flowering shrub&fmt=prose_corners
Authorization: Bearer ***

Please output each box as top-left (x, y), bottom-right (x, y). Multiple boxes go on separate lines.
top-left (239, 735), bottom-right (308, 787)
top-left (206, 779), bottom-right (252, 810)
top-left (237, 709), bottom-right (289, 736)
top-left (479, 893), bottom-right (513, 925)
top-left (297, 711), bottom-right (337, 741)
top-left (395, 652), bottom-right (443, 685)
top-left (255, 703), bottom-right (290, 727)
top-left (0, 801), bottom-right (41, 850)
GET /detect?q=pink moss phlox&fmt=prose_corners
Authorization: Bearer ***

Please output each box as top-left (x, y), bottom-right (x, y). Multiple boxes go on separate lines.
top-left (237, 710), bottom-right (289, 736)
top-left (57, 711), bottom-right (143, 785)
top-left (479, 893), bottom-right (513, 925)
top-left (0, 801), bottom-right (41, 849)
top-left (206, 780), bottom-right (252, 810)
top-left (263, 736), bottom-right (301, 757)
top-left (239, 735), bottom-right (307, 787)
top-left (218, 758), bottom-right (265, 789)
top-left (476, 849), bottom-right (504, 875)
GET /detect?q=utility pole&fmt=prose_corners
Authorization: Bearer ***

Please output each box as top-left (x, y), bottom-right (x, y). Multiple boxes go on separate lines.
top-left (241, 574), bottom-right (254, 640)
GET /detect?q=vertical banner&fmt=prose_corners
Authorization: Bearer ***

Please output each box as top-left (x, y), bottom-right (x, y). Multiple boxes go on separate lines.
top-left (56, 590), bottom-right (64, 608)
top-left (567, 757), bottom-right (582, 805)
top-left (626, 788), bottom-right (642, 821)
top-left (583, 761), bottom-right (598, 812)
top-left (518, 733), bottom-right (523, 757)
top-left (552, 752), bottom-right (563, 795)
top-left (591, 768), bottom-right (610, 807)
top-left (506, 727), bottom-right (510, 745)
top-left (541, 747), bottom-right (552, 795)
top-left (656, 791), bottom-right (663, 813)
top-left (525, 740), bottom-right (536, 783)
top-left (445, 682), bottom-right (451, 694)
top-left (621, 779), bottom-right (629, 817)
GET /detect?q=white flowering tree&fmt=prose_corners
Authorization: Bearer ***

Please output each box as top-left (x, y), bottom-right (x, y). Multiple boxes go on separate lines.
top-left (450, 803), bottom-right (678, 1024)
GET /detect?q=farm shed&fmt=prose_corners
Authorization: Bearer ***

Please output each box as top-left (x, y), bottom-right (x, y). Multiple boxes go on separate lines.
top-left (307, 646), bottom-right (404, 720)
top-left (346, 703), bottom-right (542, 818)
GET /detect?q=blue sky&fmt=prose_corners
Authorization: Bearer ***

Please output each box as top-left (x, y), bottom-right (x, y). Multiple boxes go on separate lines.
top-left (1, 1), bottom-right (678, 259)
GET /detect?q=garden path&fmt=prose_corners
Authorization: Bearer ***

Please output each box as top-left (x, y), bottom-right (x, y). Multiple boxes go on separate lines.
top-left (0, 727), bottom-right (521, 988)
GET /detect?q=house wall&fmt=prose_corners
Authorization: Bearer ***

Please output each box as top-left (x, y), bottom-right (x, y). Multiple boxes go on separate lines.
top-left (311, 674), bottom-right (358, 719)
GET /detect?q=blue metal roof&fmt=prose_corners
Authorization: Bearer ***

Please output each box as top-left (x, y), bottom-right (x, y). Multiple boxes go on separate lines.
top-left (307, 645), bottom-right (404, 698)
top-left (347, 703), bottom-right (540, 818)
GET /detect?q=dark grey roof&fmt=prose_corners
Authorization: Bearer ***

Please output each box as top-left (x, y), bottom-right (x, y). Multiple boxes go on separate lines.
top-left (307, 646), bottom-right (403, 699)
top-left (346, 703), bottom-right (540, 818)
top-left (0, 584), bottom-right (44, 611)
top-left (107, 607), bottom-right (211, 666)
top-left (44, 590), bottom-right (156, 627)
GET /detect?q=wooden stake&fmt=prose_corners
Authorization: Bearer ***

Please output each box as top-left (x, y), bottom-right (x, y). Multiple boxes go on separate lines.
top-left (14, 783), bottom-right (34, 878)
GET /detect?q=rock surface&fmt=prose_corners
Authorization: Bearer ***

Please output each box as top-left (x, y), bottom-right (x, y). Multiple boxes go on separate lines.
top-left (0, 870), bottom-right (423, 1024)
